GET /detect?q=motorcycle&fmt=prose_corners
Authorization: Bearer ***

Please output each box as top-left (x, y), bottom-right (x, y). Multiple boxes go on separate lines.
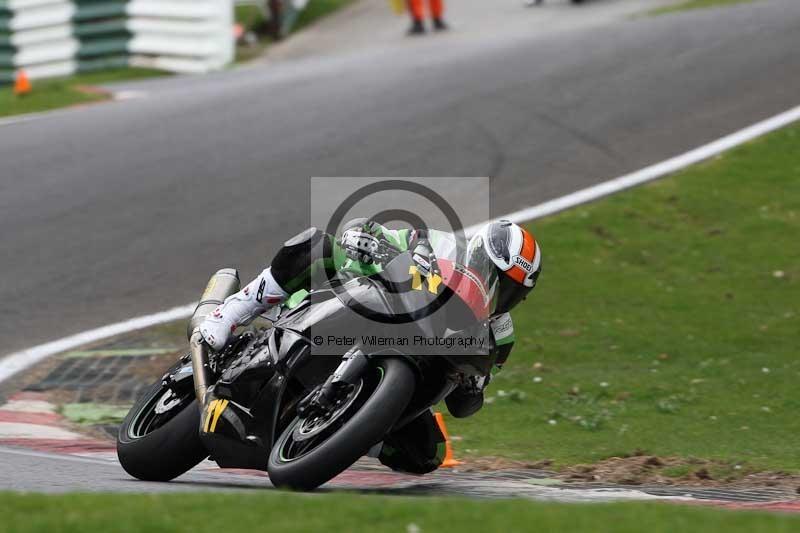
top-left (116, 230), bottom-right (498, 490)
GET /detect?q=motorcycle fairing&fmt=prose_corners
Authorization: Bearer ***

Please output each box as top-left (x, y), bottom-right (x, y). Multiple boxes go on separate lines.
top-left (198, 327), bottom-right (313, 470)
top-left (198, 313), bottom-right (350, 470)
top-left (196, 250), bottom-right (497, 470)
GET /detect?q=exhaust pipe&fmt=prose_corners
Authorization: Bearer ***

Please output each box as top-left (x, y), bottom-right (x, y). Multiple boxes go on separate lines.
top-left (188, 268), bottom-right (240, 403)
top-left (189, 329), bottom-right (211, 404)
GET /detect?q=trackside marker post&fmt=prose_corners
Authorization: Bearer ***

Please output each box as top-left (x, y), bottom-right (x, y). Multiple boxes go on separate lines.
top-left (14, 70), bottom-right (32, 96)
top-left (434, 411), bottom-right (463, 467)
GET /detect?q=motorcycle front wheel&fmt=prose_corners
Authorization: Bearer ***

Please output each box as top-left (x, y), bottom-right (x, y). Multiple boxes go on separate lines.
top-left (116, 359), bottom-right (207, 481)
top-left (267, 357), bottom-right (415, 491)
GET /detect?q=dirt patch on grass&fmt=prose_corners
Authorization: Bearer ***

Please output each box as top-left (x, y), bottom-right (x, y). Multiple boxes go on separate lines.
top-left (559, 454), bottom-right (800, 492)
top-left (456, 456), bottom-right (556, 473)
top-left (457, 454), bottom-right (800, 492)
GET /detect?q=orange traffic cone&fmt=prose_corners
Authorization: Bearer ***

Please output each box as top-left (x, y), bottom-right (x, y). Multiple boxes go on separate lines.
top-left (14, 69), bottom-right (32, 96)
top-left (434, 411), bottom-right (463, 468)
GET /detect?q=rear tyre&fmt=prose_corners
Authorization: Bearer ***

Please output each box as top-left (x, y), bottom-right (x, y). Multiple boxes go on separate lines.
top-left (268, 358), bottom-right (415, 491)
top-left (116, 362), bottom-right (207, 481)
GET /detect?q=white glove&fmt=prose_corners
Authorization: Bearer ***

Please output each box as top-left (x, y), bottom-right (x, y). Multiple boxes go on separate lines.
top-left (200, 267), bottom-right (288, 350)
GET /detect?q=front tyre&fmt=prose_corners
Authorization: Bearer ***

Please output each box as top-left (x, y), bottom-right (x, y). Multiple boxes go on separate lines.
top-left (268, 358), bottom-right (415, 491)
top-left (117, 360), bottom-right (207, 481)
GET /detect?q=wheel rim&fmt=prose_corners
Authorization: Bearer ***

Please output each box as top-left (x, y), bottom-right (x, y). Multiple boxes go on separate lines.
top-left (292, 379), bottom-right (364, 442)
top-left (127, 375), bottom-right (195, 440)
top-left (277, 366), bottom-right (384, 463)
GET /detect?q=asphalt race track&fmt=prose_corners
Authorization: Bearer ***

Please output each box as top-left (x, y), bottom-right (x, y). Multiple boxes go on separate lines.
top-left (1, 0), bottom-right (800, 494)
top-left (3, 445), bottom-right (797, 505)
top-left (2, 0), bottom-right (800, 356)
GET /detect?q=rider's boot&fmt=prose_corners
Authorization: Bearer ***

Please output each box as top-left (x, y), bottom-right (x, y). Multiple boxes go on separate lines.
top-left (408, 19), bottom-right (426, 35)
top-left (199, 267), bottom-right (288, 350)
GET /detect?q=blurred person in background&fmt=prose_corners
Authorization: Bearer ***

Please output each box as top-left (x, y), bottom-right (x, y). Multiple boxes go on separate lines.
top-left (266, 0), bottom-right (283, 38)
top-left (407, 0), bottom-right (447, 35)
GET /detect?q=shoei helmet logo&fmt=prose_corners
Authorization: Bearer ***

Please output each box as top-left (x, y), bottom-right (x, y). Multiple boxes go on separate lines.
top-left (514, 255), bottom-right (533, 272)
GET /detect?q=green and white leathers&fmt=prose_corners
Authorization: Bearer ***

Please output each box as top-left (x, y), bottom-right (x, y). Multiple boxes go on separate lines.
top-left (199, 220), bottom-right (516, 368)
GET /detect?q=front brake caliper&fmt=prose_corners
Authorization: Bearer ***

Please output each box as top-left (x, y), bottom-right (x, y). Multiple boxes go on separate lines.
top-left (296, 381), bottom-right (354, 419)
top-left (297, 348), bottom-right (368, 419)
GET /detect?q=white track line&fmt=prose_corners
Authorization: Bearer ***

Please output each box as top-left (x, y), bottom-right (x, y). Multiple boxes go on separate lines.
top-left (469, 104), bottom-right (800, 230)
top-left (0, 110), bottom-right (62, 129)
top-left (0, 91), bottom-right (147, 130)
top-left (2, 104), bottom-right (800, 384)
top-left (0, 304), bottom-right (197, 383)
top-left (0, 445), bottom-right (116, 466)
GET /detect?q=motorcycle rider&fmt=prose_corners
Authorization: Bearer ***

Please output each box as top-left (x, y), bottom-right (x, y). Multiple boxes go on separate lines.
top-left (199, 218), bottom-right (541, 472)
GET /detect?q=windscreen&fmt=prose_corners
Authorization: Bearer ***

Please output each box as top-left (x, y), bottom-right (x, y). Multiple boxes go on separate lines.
top-left (429, 230), bottom-right (498, 320)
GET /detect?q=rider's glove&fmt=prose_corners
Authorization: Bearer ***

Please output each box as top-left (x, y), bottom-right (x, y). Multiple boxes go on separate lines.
top-left (340, 228), bottom-right (384, 265)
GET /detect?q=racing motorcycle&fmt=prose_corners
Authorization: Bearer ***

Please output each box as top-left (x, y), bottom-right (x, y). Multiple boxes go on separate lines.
top-left (117, 231), bottom-right (498, 490)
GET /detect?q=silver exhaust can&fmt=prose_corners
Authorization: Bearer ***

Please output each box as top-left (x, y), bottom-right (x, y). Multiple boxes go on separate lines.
top-left (188, 268), bottom-right (240, 403)
top-left (187, 268), bottom-right (240, 340)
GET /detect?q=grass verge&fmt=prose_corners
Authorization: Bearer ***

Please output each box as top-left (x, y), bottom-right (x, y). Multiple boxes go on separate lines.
top-left (650, 0), bottom-right (761, 15)
top-left (293, 0), bottom-right (355, 33)
top-left (0, 68), bottom-right (164, 119)
top-left (1, 492), bottom-right (798, 532)
top-left (61, 403), bottom-right (131, 426)
top-left (446, 122), bottom-right (800, 477)
top-left (235, 0), bottom-right (353, 62)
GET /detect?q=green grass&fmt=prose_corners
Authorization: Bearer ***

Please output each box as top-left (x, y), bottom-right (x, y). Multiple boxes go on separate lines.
top-left (293, 0), bottom-right (354, 33)
top-left (235, 4), bottom-right (268, 30)
top-left (235, 0), bottom-right (353, 62)
top-left (61, 403), bottom-right (131, 425)
top-left (0, 492), bottom-right (798, 533)
top-left (446, 123), bottom-right (800, 472)
top-left (234, 5), bottom-right (271, 62)
top-left (650, 0), bottom-right (761, 15)
top-left (0, 68), bottom-right (164, 118)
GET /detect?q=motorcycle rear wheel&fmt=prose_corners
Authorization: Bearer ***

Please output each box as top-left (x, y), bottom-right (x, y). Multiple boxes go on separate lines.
top-left (267, 357), bottom-right (415, 491)
top-left (116, 360), bottom-right (207, 481)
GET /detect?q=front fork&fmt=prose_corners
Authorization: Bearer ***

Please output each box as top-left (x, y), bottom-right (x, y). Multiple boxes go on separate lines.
top-left (297, 347), bottom-right (369, 418)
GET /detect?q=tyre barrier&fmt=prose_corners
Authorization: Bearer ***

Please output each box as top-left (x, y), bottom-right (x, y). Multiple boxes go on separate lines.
top-left (0, 0), bottom-right (235, 84)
